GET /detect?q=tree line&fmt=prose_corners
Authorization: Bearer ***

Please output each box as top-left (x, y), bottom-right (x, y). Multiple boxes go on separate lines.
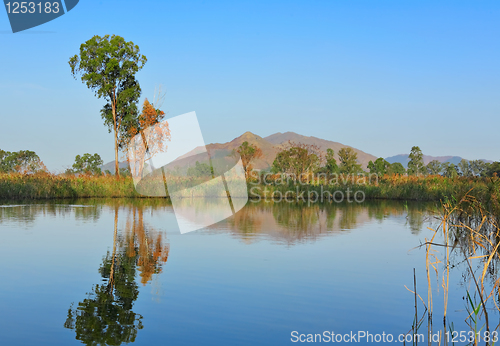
top-left (399, 146), bottom-right (499, 178)
top-left (236, 142), bottom-right (500, 180)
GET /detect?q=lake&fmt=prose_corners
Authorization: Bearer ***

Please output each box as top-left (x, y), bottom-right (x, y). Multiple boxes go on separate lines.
top-left (0, 199), bottom-right (495, 345)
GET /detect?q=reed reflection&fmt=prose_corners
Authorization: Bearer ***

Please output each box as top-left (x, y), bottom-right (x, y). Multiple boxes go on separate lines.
top-left (64, 205), bottom-right (170, 345)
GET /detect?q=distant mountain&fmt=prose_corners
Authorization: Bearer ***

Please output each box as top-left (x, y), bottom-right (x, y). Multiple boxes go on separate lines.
top-left (176, 131), bottom-right (377, 171)
top-left (386, 154), bottom-right (493, 168)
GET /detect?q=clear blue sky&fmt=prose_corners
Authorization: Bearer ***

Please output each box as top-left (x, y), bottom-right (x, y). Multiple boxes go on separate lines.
top-left (1, 0), bottom-right (499, 171)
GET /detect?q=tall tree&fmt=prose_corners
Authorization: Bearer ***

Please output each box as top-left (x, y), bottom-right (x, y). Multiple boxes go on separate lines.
top-left (470, 160), bottom-right (488, 177)
top-left (407, 146), bottom-right (425, 176)
top-left (325, 149), bottom-right (339, 174)
top-left (69, 35), bottom-right (147, 177)
top-left (426, 160), bottom-right (442, 175)
top-left (458, 159), bottom-right (472, 177)
top-left (442, 162), bottom-right (459, 178)
top-left (234, 141), bottom-right (263, 180)
top-left (337, 147), bottom-right (362, 174)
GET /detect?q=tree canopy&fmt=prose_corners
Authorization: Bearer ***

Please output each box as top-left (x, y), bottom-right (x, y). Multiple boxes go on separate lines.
top-left (68, 153), bottom-right (103, 175)
top-left (325, 149), bottom-right (339, 174)
top-left (458, 159), bottom-right (473, 177)
top-left (470, 160), bottom-right (488, 177)
top-left (337, 147), bottom-right (362, 174)
top-left (272, 141), bottom-right (322, 178)
top-left (234, 141), bottom-right (263, 180)
top-left (407, 146), bottom-right (425, 176)
top-left (426, 160), bottom-right (442, 175)
top-left (442, 162), bottom-right (459, 178)
top-left (127, 98), bottom-right (170, 180)
top-left (368, 158), bottom-right (391, 176)
top-left (487, 162), bottom-right (500, 177)
top-left (390, 162), bottom-right (406, 175)
top-left (0, 150), bottom-right (46, 174)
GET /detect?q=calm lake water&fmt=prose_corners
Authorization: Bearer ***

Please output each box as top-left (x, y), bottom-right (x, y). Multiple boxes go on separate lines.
top-left (0, 199), bottom-right (493, 345)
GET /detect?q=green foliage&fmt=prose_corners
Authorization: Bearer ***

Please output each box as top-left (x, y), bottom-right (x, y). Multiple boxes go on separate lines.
top-left (442, 162), bottom-right (459, 178)
top-left (0, 149), bottom-right (46, 174)
top-left (458, 159), bottom-right (473, 177)
top-left (69, 35), bottom-right (147, 175)
top-left (272, 143), bottom-right (321, 177)
top-left (390, 162), bottom-right (406, 175)
top-left (470, 160), bottom-right (488, 177)
top-left (325, 149), bottom-right (339, 174)
top-left (337, 147), bottom-right (362, 174)
top-left (426, 160), bottom-right (442, 175)
top-left (487, 161), bottom-right (500, 177)
top-left (187, 161), bottom-right (214, 178)
top-left (0, 150), bottom-right (11, 172)
top-left (234, 141), bottom-right (262, 178)
top-left (68, 153), bottom-right (103, 175)
top-left (368, 157), bottom-right (391, 176)
top-left (407, 146), bottom-right (426, 176)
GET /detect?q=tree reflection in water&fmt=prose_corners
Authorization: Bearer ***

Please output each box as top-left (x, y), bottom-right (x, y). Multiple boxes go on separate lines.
top-left (223, 200), bottom-right (433, 244)
top-left (64, 205), bottom-right (170, 345)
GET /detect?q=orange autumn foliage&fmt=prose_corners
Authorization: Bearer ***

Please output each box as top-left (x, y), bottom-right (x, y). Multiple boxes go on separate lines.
top-left (127, 98), bottom-right (171, 179)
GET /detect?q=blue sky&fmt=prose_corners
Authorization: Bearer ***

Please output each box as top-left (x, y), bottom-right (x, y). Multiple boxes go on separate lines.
top-left (1, 0), bottom-right (499, 171)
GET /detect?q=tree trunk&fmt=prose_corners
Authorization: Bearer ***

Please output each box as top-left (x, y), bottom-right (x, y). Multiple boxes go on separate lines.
top-left (112, 99), bottom-right (120, 178)
top-left (114, 129), bottom-right (119, 178)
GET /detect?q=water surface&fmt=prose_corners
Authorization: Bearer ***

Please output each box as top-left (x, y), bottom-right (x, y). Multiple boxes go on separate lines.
top-left (0, 199), bottom-right (485, 345)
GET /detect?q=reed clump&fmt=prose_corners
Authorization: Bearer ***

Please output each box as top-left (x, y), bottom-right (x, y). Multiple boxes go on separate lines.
top-left (407, 192), bottom-right (500, 345)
